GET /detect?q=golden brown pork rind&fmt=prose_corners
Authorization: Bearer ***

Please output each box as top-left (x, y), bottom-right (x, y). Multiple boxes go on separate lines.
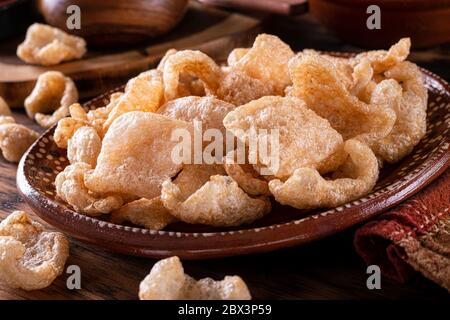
top-left (171, 164), bottom-right (226, 201)
top-left (17, 23), bottom-right (86, 66)
top-left (55, 162), bottom-right (123, 216)
top-left (0, 211), bottom-right (69, 290)
top-left (223, 96), bottom-right (343, 178)
top-left (24, 71), bottom-right (78, 128)
top-left (268, 139), bottom-right (378, 209)
top-left (0, 121), bottom-right (39, 163)
top-left (289, 53), bottom-right (397, 145)
top-left (227, 48), bottom-right (249, 66)
top-left (161, 175), bottom-right (271, 227)
top-left (139, 256), bottom-right (251, 300)
top-left (54, 117), bottom-right (85, 149)
top-left (111, 198), bottom-right (176, 230)
top-left (350, 38), bottom-right (411, 74)
top-left (223, 150), bottom-right (270, 196)
top-left (162, 50), bottom-right (223, 101)
top-left (232, 34), bottom-right (294, 95)
top-left (67, 126), bottom-right (101, 167)
top-left (85, 112), bottom-right (193, 199)
top-left (103, 70), bottom-right (164, 130)
top-left (217, 70), bottom-right (274, 106)
top-left (372, 62), bottom-right (428, 163)
top-left (157, 96), bottom-right (236, 137)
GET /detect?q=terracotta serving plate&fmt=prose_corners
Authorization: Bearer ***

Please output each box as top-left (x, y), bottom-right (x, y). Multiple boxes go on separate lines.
top-left (17, 55), bottom-right (450, 259)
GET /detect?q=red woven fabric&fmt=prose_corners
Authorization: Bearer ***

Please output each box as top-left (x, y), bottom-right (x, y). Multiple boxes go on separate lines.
top-left (354, 169), bottom-right (449, 283)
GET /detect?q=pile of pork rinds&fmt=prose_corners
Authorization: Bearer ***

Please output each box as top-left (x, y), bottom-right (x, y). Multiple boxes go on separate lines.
top-left (50, 34), bottom-right (428, 230)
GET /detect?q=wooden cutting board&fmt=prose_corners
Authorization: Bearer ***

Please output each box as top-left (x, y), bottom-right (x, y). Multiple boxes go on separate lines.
top-left (0, 2), bottom-right (260, 108)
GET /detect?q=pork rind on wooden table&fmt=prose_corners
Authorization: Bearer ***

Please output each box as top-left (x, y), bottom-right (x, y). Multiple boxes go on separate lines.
top-left (24, 71), bottom-right (78, 128)
top-left (0, 117), bottom-right (39, 163)
top-left (0, 211), bottom-right (69, 290)
top-left (139, 256), bottom-right (251, 300)
top-left (17, 23), bottom-right (86, 66)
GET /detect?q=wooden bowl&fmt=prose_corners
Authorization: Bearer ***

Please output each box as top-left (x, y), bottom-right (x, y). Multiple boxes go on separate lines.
top-left (38, 0), bottom-right (189, 46)
top-left (0, 0), bottom-right (38, 40)
top-left (17, 55), bottom-right (450, 259)
top-left (309, 0), bottom-right (450, 48)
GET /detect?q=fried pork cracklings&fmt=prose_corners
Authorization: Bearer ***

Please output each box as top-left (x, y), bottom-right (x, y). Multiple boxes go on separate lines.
top-left (50, 35), bottom-right (426, 230)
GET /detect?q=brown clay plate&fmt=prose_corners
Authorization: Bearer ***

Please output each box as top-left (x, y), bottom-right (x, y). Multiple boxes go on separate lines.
top-left (17, 55), bottom-right (450, 260)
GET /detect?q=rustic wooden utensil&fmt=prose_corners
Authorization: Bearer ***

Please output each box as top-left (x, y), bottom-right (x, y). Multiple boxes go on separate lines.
top-left (16, 56), bottom-right (450, 260)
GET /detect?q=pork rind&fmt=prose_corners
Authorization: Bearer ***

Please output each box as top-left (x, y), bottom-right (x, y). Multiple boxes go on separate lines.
top-left (0, 120), bottom-right (39, 163)
top-left (139, 256), bottom-right (251, 300)
top-left (0, 211), bottom-right (69, 290)
top-left (372, 61), bottom-right (428, 163)
top-left (350, 58), bottom-right (374, 101)
top-left (87, 92), bottom-right (122, 137)
top-left (173, 164), bottom-right (226, 201)
top-left (223, 150), bottom-right (270, 196)
top-left (111, 197), bottom-right (176, 230)
top-left (54, 118), bottom-right (84, 149)
top-left (217, 70), bottom-right (274, 106)
top-left (269, 139), bottom-right (378, 209)
top-left (223, 96), bottom-right (343, 178)
top-left (85, 112), bottom-right (192, 199)
top-left (227, 48), bottom-right (249, 66)
top-left (17, 23), bottom-right (86, 66)
top-left (163, 50), bottom-right (223, 101)
top-left (161, 175), bottom-right (271, 227)
top-left (103, 70), bottom-right (164, 130)
top-left (289, 54), bottom-right (397, 145)
top-left (158, 49), bottom-right (207, 97)
top-left (157, 96), bottom-right (235, 137)
top-left (350, 38), bottom-right (411, 74)
top-left (232, 34), bottom-right (294, 94)
top-left (0, 96), bottom-right (12, 116)
top-left (0, 116), bottom-right (15, 125)
top-left (55, 162), bottom-right (123, 216)
top-left (24, 71), bottom-right (78, 128)
top-left (67, 126), bottom-right (101, 166)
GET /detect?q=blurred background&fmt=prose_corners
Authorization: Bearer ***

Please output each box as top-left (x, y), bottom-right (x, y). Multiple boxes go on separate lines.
top-left (1, 0), bottom-right (449, 108)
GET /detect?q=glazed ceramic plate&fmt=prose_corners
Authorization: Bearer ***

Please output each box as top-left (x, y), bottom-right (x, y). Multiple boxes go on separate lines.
top-left (17, 57), bottom-right (450, 259)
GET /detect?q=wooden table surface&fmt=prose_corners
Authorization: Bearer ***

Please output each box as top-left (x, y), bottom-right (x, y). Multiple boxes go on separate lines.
top-left (1, 13), bottom-right (449, 300)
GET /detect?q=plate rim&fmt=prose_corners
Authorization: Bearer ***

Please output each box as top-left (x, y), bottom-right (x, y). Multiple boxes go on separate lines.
top-left (16, 59), bottom-right (450, 260)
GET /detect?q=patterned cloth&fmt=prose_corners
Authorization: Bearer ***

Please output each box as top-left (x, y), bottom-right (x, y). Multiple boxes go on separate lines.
top-left (354, 169), bottom-right (450, 292)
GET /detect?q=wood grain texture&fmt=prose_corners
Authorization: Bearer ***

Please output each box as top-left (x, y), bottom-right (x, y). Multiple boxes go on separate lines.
top-left (0, 1), bottom-right (260, 108)
top-left (1, 13), bottom-right (450, 300)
